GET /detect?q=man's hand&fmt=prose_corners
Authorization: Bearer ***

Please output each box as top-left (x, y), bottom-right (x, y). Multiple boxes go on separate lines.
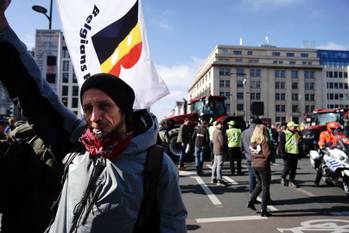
top-left (0, 0), bottom-right (10, 31)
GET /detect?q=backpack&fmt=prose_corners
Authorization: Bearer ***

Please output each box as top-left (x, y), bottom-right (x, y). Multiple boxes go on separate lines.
top-left (134, 145), bottom-right (164, 233)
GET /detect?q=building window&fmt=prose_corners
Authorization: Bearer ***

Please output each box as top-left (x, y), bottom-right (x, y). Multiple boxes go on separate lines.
top-left (250, 81), bottom-right (260, 89)
top-left (301, 53), bottom-right (309, 58)
top-left (72, 97), bottom-right (79, 108)
top-left (62, 72), bottom-right (69, 83)
top-left (219, 67), bottom-right (231, 76)
top-left (305, 82), bottom-right (314, 90)
top-left (225, 80), bottom-right (230, 88)
top-left (292, 94), bottom-right (298, 101)
top-left (275, 70), bottom-right (286, 78)
top-left (236, 68), bottom-right (245, 76)
top-left (292, 82), bottom-right (298, 90)
top-left (272, 52), bottom-right (281, 57)
top-left (247, 51), bottom-right (253, 55)
top-left (233, 50), bottom-right (242, 55)
top-left (275, 82), bottom-right (285, 89)
top-left (46, 74), bottom-right (56, 83)
top-left (62, 85), bottom-right (69, 96)
top-left (251, 92), bottom-right (261, 100)
top-left (72, 73), bottom-right (77, 83)
top-left (72, 86), bottom-right (79, 96)
top-left (289, 61), bottom-right (296, 65)
top-left (236, 80), bottom-right (244, 88)
top-left (237, 92), bottom-right (244, 99)
top-left (219, 80), bottom-right (225, 88)
top-left (287, 53), bottom-right (295, 57)
top-left (291, 70), bottom-right (298, 79)
top-left (62, 47), bottom-right (69, 58)
top-left (292, 105), bottom-right (298, 112)
top-left (304, 70), bottom-right (315, 79)
top-left (344, 72), bottom-right (348, 78)
top-left (63, 61), bottom-right (69, 72)
top-left (250, 68), bottom-right (261, 77)
top-left (276, 105), bottom-right (285, 112)
top-left (237, 104), bottom-right (244, 111)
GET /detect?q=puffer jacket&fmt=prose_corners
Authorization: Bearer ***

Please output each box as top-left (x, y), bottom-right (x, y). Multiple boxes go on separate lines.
top-left (0, 26), bottom-right (187, 233)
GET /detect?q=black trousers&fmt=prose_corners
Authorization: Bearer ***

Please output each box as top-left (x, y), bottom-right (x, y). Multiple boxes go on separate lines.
top-left (250, 167), bottom-right (271, 211)
top-left (281, 154), bottom-right (298, 181)
top-left (228, 147), bottom-right (242, 175)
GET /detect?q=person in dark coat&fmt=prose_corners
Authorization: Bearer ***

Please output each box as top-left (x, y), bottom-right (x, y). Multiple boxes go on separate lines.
top-left (192, 120), bottom-right (210, 175)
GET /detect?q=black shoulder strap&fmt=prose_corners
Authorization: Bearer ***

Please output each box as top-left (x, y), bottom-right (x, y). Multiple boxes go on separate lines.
top-left (133, 144), bottom-right (164, 233)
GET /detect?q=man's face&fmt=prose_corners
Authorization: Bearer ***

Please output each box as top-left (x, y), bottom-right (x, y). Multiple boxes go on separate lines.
top-left (82, 88), bottom-right (126, 139)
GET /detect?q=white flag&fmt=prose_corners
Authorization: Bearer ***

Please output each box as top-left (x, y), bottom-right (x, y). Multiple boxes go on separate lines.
top-left (56, 0), bottom-right (169, 109)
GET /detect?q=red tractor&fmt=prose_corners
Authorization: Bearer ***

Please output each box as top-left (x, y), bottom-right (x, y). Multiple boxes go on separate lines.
top-left (302, 108), bottom-right (349, 154)
top-left (158, 95), bottom-right (245, 161)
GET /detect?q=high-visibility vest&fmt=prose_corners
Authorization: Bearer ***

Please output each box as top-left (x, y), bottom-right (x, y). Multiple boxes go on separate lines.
top-left (284, 129), bottom-right (299, 154)
top-left (226, 128), bottom-right (241, 148)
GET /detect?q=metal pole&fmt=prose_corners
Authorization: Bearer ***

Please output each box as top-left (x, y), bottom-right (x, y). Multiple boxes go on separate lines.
top-left (49, 0), bottom-right (53, 29)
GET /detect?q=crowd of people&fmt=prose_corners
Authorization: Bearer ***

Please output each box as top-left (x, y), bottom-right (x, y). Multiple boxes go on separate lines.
top-left (175, 116), bottom-right (345, 217)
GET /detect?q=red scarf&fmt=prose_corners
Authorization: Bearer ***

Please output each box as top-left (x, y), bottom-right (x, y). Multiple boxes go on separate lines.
top-left (81, 128), bottom-right (133, 160)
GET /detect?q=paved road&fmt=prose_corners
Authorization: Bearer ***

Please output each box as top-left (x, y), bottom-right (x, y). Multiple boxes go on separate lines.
top-left (179, 158), bottom-right (349, 233)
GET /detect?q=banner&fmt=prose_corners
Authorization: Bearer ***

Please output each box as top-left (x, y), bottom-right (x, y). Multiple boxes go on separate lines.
top-left (56, 0), bottom-right (169, 109)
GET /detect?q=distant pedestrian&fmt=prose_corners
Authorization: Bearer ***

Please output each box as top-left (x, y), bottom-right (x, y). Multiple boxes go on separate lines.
top-left (177, 118), bottom-right (191, 170)
top-left (192, 120), bottom-right (210, 175)
top-left (247, 124), bottom-right (272, 217)
top-left (241, 118), bottom-right (262, 195)
top-left (279, 121), bottom-right (301, 188)
top-left (211, 121), bottom-right (227, 186)
top-left (226, 120), bottom-right (242, 175)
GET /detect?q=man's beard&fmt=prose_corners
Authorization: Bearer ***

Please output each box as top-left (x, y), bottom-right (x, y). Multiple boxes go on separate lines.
top-left (102, 118), bottom-right (127, 140)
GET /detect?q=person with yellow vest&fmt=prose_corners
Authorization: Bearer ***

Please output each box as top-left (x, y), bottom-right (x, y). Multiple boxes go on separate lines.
top-left (226, 120), bottom-right (242, 175)
top-left (279, 121), bottom-right (300, 188)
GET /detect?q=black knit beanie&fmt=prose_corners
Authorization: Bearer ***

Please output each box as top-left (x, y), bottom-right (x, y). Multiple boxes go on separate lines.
top-left (80, 73), bottom-right (135, 116)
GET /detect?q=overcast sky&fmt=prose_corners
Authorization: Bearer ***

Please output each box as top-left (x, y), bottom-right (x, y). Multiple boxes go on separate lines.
top-left (5, 0), bottom-right (349, 120)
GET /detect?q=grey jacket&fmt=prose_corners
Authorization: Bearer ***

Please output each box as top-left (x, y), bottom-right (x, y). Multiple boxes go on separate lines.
top-left (240, 123), bottom-right (256, 161)
top-left (0, 27), bottom-right (187, 233)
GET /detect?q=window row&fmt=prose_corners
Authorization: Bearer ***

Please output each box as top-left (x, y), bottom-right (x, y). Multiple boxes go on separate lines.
top-left (326, 82), bottom-right (348, 89)
top-left (327, 104), bottom-right (349, 109)
top-left (327, 93), bottom-right (349, 100)
top-left (326, 71), bottom-right (348, 78)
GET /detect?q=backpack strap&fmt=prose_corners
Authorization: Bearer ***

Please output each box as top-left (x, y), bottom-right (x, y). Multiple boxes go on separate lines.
top-left (133, 144), bottom-right (164, 233)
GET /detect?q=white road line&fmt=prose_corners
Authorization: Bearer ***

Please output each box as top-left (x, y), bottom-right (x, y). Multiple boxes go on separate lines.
top-left (256, 197), bottom-right (279, 211)
top-left (222, 176), bottom-right (238, 185)
top-left (196, 215), bottom-right (267, 223)
top-left (178, 170), bottom-right (197, 177)
top-left (192, 176), bottom-right (223, 207)
top-left (297, 188), bottom-right (316, 197)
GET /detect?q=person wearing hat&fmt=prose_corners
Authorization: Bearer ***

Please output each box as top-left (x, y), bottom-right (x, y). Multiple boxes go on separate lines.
top-left (226, 120), bottom-right (242, 175)
top-left (0, 3), bottom-right (187, 233)
top-left (279, 121), bottom-right (301, 188)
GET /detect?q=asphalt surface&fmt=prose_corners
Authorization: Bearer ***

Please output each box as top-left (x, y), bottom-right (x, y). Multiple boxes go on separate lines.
top-left (179, 157), bottom-right (349, 233)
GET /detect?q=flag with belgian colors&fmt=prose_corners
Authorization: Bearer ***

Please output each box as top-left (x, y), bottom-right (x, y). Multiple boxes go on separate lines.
top-left (56, 0), bottom-right (169, 109)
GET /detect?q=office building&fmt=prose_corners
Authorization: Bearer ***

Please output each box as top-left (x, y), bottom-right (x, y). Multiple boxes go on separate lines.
top-left (34, 29), bottom-right (80, 116)
top-left (188, 45), bottom-right (349, 123)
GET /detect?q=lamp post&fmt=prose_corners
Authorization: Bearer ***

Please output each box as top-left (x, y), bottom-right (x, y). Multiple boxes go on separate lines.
top-left (32, 0), bottom-right (53, 30)
top-left (242, 78), bottom-right (248, 122)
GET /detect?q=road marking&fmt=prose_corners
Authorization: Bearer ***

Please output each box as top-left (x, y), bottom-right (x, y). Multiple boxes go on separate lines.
top-left (222, 176), bottom-right (238, 185)
top-left (178, 170), bottom-right (197, 177)
top-left (256, 197), bottom-right (279, 211)
top-left (192, 176), bottom-right (223, 207)
top-left (297, 188), bottom-right (316, 197)
top-left (196, 215), bottom-right (267, 223)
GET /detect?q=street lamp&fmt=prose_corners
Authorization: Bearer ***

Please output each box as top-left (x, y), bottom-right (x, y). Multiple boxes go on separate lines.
top-left (242, 78), bottom-right (248, 122)
top-left (32, 0), bottom-right (53, 30)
